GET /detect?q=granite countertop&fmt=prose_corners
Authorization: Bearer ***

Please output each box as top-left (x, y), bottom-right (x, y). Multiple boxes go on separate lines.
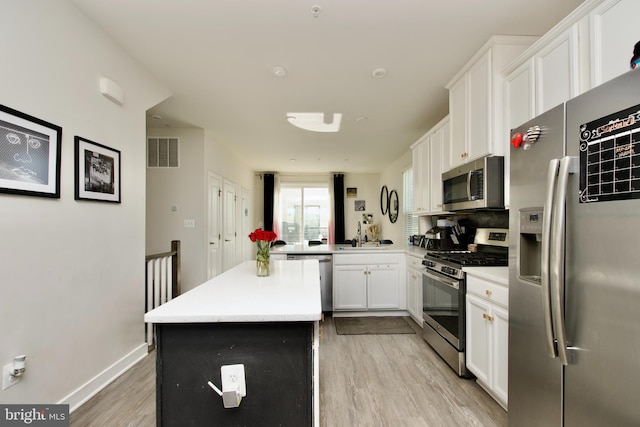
top-left (144, 260), bottom-right (322, 323)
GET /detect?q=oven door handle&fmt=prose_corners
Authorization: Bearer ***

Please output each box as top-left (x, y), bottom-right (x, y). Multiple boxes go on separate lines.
top-left (423, 270), bottom-right (459, 289)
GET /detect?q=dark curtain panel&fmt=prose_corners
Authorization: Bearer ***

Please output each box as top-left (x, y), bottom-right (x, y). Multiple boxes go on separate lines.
top-left (333, 173), bottom-right (345, 243)
top-left (263, 173), bottom-right (275, 231)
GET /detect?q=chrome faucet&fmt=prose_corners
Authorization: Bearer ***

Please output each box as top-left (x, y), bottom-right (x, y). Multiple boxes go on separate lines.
top-left (357, 221), bottom-right (362, 247)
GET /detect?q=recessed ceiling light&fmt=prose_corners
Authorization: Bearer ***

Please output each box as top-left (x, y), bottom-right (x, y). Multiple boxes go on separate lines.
top-left (356, 116), bottom-right (368, 123)
top-left (311, 5), bottom-right (321, 18)
top-left (272, 66), bottom-right (287, 77)
top-left (151, 114), bottom-right (163, 120)
top-left (290, 158), bottom-right (296, 162)
top-left (372, 68), bottom-right (387, 78)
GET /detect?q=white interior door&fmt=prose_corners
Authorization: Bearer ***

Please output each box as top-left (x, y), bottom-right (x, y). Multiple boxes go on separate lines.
top-left (207, 172), bottom-right (221, 279)
top-left (222, 179), bottom-right (237, 272)
top-left (241, 187), bottom-right (251, 262)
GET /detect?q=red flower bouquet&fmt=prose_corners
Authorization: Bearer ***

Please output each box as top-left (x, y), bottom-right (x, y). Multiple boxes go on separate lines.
top-left (249, 228), bottom-right (277, 276)
top-left (248, 228), bottom-right (277, 243)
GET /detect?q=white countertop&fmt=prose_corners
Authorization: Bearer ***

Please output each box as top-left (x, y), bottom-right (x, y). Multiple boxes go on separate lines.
top-left (463, 266), bottom-right (509, 285)
top-left (144, 260), bottom-right (322, 323)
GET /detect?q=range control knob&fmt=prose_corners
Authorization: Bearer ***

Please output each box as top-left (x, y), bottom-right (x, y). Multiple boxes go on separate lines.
top-left (511, 132), bottom-right (523, 148)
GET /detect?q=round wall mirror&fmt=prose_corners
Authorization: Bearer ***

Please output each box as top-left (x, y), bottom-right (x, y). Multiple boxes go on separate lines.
top-left (388, 189), bottom-right (398, 223)
top-left (380, 185), bottom-right (389, 215)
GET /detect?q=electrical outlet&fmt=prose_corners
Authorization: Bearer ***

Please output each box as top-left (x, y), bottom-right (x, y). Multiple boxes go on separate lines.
top-left (2, 363), bottom-right (20, 390)
top-left (221, 364), bottom-right (246, 397)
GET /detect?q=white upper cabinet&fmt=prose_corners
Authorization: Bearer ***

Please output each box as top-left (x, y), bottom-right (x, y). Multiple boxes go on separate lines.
top-left (467, 50), bottom-right (492, 162)
top-left (535, 25), bottom-right (580, 115)
top-left (411, 116), bottom-right (449, 215)
top-left (449, 76), bottom-right (468, 167)
top-left (447, 36), bottom-right (537, 169)
top-left (590, 0), bottom-right (640, 87)
top-left (504, 25), bottom-right (580, 131)
top-left (504, 59), bottom-right (535, 131)
top-left (504, 0), bottom-right (640, 132)
top-left (411, 133), bottom-right (429, 215)
top-left (429, 117), bottom-right (449, 214)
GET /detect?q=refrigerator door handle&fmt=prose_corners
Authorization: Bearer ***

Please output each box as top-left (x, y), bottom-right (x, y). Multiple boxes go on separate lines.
top-left (549, 156), bottom-right (578, 366)
top-left (542, 159), bottom-right (560, 359)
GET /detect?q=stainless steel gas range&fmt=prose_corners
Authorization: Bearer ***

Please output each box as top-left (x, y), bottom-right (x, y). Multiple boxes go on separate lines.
top-left (421, 228), bottom-right (508, 377)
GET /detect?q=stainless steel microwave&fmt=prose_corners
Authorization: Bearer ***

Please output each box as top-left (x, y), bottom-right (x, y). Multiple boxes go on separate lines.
top-left (442, 156), bottom-right (504, 211)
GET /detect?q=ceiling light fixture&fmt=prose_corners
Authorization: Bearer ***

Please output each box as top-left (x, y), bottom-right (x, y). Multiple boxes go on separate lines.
top-left (272, 66), bottom-right (287, 77)
top-left (286, 112), bottom-right (342, 132)
top-left (372, 68), bottom-right (387, 78)
top-left (311, 5), bottom-right (321, 18)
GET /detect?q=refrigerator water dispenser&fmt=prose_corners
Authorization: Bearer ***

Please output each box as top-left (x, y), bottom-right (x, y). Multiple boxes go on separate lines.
top-left (519, 207), bottom-right (543, 283)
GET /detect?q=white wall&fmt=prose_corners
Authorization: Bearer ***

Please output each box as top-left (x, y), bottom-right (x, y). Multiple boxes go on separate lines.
top-left (380, 150), bottom-right (412, 246)
top-left (204, 130), bottom-right (256, 265)
top-left (0, 0), bottom-right (169, 408)
top-left (146, 128), bottom-right (207, 292)
top-left (145, 128), bottom-right (256, 293)
top-left (343, 174), bottom-right (380, 241)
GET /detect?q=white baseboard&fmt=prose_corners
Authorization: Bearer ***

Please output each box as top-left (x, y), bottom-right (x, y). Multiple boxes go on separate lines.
top-left (60, 343), bottom-right (149, 412)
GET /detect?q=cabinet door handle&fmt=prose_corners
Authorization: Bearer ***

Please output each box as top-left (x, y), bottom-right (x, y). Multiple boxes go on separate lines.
top-left (482, 313), bottom-right (494, 322)
top-left (485, 290), bottom-right (492, 296)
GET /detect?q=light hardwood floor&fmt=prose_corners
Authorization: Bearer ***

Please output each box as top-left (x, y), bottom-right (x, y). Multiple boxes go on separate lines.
top-left (70, 316), bottom-right (506, 426)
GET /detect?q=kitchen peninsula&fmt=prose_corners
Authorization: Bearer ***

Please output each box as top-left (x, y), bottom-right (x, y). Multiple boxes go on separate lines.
top-left (145, 259), bottom-right (322, 426)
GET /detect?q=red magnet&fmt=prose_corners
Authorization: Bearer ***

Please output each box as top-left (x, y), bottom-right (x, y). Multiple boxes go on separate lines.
top-left (511, 132), bottom-right (523, 148)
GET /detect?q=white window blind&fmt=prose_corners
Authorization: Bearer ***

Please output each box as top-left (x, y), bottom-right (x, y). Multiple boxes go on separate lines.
top-left (403, 167), bottom-right (418, 244)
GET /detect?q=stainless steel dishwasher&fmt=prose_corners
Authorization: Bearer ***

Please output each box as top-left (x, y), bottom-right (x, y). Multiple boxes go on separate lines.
top-left (286, 254), bottom-right (332, 313)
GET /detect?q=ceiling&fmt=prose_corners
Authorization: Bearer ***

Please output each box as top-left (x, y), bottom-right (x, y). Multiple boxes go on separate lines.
top-left (71, 0), bottom-right (584, 174)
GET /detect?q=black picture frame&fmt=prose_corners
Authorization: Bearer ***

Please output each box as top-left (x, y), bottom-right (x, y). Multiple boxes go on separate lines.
top-left (388, 189), bottom-right (399, 223)
top-left (74, 136), bottom-right (121, 203)
top-left (0, 104), bottom-right (62, 198)
top-left (380, 185), bottom-right (389, 215)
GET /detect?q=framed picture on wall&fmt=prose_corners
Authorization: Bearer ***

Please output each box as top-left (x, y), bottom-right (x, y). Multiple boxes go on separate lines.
top-left (74, 136), bottom-right (121, 203)
top-left (354, 200), bottom-right (365, 211)
top-left (0, 104), bottom-right (62, 198)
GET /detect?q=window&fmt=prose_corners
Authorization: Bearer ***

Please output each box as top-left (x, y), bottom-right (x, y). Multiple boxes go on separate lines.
top-left (278, 184), bottom-right (330, 244)
top-left (403, 167), bottom-right (418, 243)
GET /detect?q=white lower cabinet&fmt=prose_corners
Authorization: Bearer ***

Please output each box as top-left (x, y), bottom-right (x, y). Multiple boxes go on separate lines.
top-left (465, 272), bottom-right (509, 409)
top-left (333, 254), bottom-right (402, 311)
top-left (333, 264), bottom-right (368, 310)
top-left (406, 254), bottom-right (424, 325)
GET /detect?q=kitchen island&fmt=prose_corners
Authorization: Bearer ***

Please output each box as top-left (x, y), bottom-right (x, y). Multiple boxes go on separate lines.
top-left (145, 259), bottom-right (322, 427)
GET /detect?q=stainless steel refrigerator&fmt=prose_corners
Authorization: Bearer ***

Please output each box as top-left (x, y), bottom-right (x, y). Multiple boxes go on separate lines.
top-left (509, 69), bottom-right (640, 426)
